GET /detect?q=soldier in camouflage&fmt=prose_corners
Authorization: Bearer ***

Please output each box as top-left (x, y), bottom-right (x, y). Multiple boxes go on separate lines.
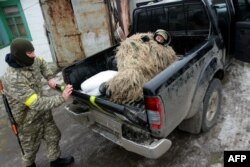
top-left (2, 38), bottom-right (74, 167)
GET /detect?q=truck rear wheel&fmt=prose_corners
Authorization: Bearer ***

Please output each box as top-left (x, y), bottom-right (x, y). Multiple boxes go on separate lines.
top-left (201, 79), bottom-right (222, 132)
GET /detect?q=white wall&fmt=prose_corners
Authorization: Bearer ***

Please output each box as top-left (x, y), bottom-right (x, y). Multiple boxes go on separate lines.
top-left (0, 46), bottom-right (10, 77)
top-left (0, 0), bottom-right (52, 77)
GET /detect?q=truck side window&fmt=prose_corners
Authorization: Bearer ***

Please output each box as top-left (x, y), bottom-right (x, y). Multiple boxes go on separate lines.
top-left (212, 0), bottom-right (231, 52)
top-left (187, 4), bottom-right (209, 35)
top-left (236, 0), bottom-right (250, 21)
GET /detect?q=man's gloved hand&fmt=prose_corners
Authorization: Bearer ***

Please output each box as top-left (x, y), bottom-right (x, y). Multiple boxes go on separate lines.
top-left (48, 79), bottom-right (56, 89)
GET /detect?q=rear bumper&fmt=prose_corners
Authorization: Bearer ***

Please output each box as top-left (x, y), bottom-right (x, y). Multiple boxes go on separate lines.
top-left (121, 137), bottom-right (172, 159)
top-left (65, 105), bottom-right (172, 159)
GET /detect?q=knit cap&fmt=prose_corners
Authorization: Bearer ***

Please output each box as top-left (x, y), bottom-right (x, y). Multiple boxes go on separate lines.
top-left (10, 38), bottom-right (35, 67)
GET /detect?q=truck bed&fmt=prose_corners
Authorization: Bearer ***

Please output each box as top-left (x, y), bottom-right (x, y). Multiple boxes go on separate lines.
top-left (62, 45), bottom-right (118, 90)
top-left (62, 44), bottom-right (149, 126)
top-left (62, 34), bottom-right (208, 127)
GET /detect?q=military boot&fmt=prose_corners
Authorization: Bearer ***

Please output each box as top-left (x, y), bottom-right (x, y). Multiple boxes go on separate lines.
top-left (50, 156), bottom-right (74, 167)
top-left (26, 163), bottom-right (36, 167)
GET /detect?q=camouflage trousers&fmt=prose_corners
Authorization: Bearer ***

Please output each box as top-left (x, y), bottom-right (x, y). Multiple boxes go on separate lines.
top-left (18, 110), bottom-right (61, 166)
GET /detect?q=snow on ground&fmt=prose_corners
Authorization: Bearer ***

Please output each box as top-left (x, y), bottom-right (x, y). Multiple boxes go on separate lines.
top-left (218, 60), bottom-right (250, 150)
top-left (0, 59), bottom-right (249, 167)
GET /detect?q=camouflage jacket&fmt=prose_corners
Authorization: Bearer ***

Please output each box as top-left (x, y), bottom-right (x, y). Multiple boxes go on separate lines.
top-left (2, 57), bottom-right (65, 125)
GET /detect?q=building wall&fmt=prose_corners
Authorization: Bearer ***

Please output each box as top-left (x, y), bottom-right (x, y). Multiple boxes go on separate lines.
top-left (0, 0), bottom-right (52, 77)
top-left (40, 0), bottom-right (85, 67)
top-left (40, 0), bottom-right (115, 67)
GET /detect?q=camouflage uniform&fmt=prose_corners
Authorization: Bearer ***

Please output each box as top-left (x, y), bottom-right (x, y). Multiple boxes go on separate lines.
top-left (2, 57), bottom-right (65, 166)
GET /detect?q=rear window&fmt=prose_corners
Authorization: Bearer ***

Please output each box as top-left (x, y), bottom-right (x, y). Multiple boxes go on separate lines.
top-left (187, 4), bottom-right (210, 34)
top-left (134, 2), bottom-right (209, 36)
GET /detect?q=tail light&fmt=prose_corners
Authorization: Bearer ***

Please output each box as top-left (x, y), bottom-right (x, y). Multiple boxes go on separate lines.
top-left (145, 96), bottom-right (165, 130)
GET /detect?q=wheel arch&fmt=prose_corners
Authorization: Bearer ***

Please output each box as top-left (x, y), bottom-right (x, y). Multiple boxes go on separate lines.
top-left (178, 57), bottom-right (224, 134)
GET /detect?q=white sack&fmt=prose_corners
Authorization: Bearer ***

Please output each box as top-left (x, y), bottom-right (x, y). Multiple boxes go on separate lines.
top-left (80, 70), bottom-right (117, 96)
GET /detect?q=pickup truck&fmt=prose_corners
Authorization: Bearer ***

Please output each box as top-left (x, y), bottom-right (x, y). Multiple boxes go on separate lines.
top-left (61, 0), bottom-right (250, 159)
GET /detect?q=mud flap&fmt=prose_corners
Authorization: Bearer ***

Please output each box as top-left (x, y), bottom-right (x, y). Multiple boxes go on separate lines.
top-left (178, 104), bottom-right (203, 134)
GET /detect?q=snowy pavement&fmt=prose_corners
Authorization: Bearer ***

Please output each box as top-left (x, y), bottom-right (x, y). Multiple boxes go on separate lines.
top-left (0, 59), bottom-right (249, 167)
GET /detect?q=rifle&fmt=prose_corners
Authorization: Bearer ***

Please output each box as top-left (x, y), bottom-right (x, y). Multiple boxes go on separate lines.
top-left (55, 84), bottom-right (148, 127)
top-left (0, 80), bottom-right (24, 155)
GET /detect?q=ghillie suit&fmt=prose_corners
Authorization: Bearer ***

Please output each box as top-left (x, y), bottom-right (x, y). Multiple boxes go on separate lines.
top-left (106, 33), bottom-right (177, 104)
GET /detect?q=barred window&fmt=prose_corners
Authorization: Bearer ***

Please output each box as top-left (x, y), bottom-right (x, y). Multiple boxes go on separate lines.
top-left (0, 1), bottom-right (31, 48)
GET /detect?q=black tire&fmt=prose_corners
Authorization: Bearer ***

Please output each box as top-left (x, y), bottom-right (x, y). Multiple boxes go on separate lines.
top-left (201, 79), bottom-right (222, 132)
